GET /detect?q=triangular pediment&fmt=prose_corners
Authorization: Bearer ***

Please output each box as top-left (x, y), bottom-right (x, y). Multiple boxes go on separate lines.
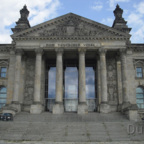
top-left (11, 13), bottom-right (130, 40)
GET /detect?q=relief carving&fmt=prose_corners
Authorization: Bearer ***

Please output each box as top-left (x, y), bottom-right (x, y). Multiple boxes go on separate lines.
top-left (39, 17), bottom-right (113, 37)
top-left (107, 58), bottom-right (117, 102)
top-left (24, 57), bottom-right (35, 105)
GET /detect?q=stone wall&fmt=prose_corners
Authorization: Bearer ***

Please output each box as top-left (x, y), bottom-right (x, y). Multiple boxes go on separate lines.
top-left (128, 50), bottom-right (144, 117)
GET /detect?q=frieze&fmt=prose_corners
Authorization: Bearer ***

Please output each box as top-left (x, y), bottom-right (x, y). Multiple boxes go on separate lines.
top-left (127, 44), bottom-right (144, 52)
top-left (39, 19), bottom-right (118, 37)
top-left (46, 43), bottom-right (99, 48)
top-left (0, 45), bottom-right (14, 53)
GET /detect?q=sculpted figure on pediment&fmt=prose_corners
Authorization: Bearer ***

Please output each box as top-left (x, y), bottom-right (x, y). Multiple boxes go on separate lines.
top-left (38, 18), bottom-right (112, 37)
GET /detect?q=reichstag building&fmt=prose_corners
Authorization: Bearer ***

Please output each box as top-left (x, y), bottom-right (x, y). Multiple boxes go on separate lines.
top-left (0, 5), bottom-right (144, 121)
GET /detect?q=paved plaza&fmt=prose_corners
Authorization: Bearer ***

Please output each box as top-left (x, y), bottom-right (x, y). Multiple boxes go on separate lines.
top-left (0, 112), bottom-right (144, 144)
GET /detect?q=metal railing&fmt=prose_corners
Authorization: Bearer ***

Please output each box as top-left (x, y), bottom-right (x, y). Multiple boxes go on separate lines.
top-left (45, 98), bottom-right (55, 112)
top-left (86, 98), bottom-right (97, 112)
top-left (64, 98), bottom-right (78, 112)
top-left (45, 98), bottom-right (97, 112)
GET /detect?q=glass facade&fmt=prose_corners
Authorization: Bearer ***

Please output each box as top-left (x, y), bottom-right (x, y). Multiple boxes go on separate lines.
top-left (64, 67), bottom-right (78, 112)
top-left (136, 67), bottom-right (143, 78)
top-left (0, 67), bottom-right (7, 78)
top-left (47, 67), bottom-right (56, 111)
top-left (0, 87), bottom-right (7, 109)
top-left (45, 66), bottom-right (96, 112)
top-left (86, 67), bottom-right (96, 111)
top-left (136, 87), bottom-right (144, 109)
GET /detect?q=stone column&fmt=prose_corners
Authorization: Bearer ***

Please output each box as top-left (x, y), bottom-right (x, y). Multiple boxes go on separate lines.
top-left (30, 48), bottom-right (44, 114)
top-left (11, 49), bottom-right (23, 113)
top-left (52, 48), bottom-right (64, 114)
top-left (6, 50), bottom-right (15, 105)
top-left (120, 49), bottom-right (130, 110)
top-left (77, 48), bottom-right (88, 114)
top-left (97, 58), bottom-right (101, 112)
top-left (99, 48), bottom-right (110, 113)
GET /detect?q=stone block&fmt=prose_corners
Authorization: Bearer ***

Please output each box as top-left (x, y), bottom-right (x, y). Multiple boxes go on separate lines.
top-left (52, 103), bottom-right (64, 114)
top-left (2, 109), bottom-right (16, 115)
top-left (11, 103), bottom-right (21, 113)
top-left (30, 104), bottom-right (43, 114)
top-left (122, 102), bottom-right (131, 111)
top-left (128, 110), bottom-right (138, 121)
top-left (100, 103), bottom-right (111, 113)
top-left (2, 103), bottom-right (21, 115)
top-left (77, 103), bottom-right (88, 114)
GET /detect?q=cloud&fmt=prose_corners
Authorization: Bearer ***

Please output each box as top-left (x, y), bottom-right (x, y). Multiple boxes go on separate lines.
top-left (134, 1), bottom-right (144, 14)
top-left (0, 0), bottom-right (61, 44)
top-left (91, 1), bottom-right (103, 11)
top-left (109, 0), bottom-right (130, 8)
top-left (101, 18), bottom-right (114, 26)
top-left (126, 1), bottom-right (144, 43)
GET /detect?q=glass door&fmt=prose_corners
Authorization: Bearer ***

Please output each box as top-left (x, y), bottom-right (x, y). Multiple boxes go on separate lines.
top-left (64, 67), bottom-right (78, 112)
top-left (86, 67), bottom-right (96, 112)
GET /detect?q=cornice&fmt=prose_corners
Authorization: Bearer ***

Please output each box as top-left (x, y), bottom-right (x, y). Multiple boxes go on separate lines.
top-left (127, 44), bottom-right (144, 52)
top-left (0, 44), bottom-right (15, 53)
top-left (11, 13), bottom-right (130, 39)
top-left (12, 36), bottom-right (129, 41)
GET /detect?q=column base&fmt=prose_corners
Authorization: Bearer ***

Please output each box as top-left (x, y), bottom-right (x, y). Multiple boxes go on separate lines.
top-left (2, 102), bottom-right (21, 115)
top-left (122, 102), bottom-right (131, 111)
top-left (30, 104), bottom-right (43, 114)
top-left (100, 103), bottom-right (111, 113)
top-left (52, 103), bottom-right (64, 114)
top-left (128, 110), bottom-right (138, 121)
top-left (117, 104), bottom-right (122, 112)
top-left (123, 104), bottom-right (138, 121)
top-left (77, 102), bottom-right (88, 114)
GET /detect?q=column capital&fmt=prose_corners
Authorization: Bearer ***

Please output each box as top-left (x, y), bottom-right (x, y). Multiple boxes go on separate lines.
top-left (15, 49), bottom-right (24, 55)
top-left (116, 52), bottom-right (121, 61)
top-left (55, 48), bottom-right (64, 54)
top-left (99, 48), bottom-right (107, 55)
top-left (119, 49), bottom-right (126, 55)
top-left (35, 48), bottom-right (43, 54)
top-left (78, 48), bottom-right (86, 54)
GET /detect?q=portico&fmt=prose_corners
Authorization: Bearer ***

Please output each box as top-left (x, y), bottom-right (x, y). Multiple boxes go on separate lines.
top-left (1, 5), bottom-right (140, 121)
top-left (11, 46), bottom-right (126, 114)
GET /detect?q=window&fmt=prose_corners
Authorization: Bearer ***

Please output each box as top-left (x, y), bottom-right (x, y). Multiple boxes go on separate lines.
top-left (136, 67), bottom-right (143, 78)
top-left (136, 87), bottom-right (144, 109)
top-left (0, 86), bottom-right (7, 109)
top-left (0, 67), bottom-right (7, 78)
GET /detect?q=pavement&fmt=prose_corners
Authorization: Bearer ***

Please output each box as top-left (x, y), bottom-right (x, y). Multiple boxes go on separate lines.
top-left (0, 112), bottom-right (144, 144)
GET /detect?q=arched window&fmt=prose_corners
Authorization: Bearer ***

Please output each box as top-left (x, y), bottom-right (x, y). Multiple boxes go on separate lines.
top-left (136, 87), bottom-right (144, 109)
top-left (0, 86), bottom-right (7, 109)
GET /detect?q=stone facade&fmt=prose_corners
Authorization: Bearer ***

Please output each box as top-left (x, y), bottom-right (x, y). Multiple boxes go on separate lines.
top-left (0, 5), bottom-right (144, 121)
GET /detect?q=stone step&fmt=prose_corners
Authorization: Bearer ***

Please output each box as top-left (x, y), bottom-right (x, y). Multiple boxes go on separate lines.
top-left (13, 112), bottom-right (129, 122)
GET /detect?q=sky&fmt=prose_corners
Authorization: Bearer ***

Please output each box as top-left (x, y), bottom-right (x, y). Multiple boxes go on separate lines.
top-left (0, 0), bottom-right (144, 43)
